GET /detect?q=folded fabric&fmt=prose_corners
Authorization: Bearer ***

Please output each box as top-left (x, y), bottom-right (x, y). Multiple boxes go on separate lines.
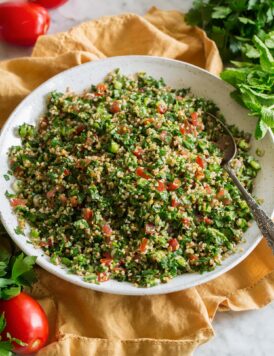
top-left (0, 7), bottom-right (273, 356)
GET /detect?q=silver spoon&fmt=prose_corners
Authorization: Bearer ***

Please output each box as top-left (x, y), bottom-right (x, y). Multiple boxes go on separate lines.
top-left (206, 112), bottom-right (274, 252)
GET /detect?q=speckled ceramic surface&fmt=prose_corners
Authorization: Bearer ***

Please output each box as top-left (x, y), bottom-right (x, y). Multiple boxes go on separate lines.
top-left (0, 56), bottom-right (273, 295)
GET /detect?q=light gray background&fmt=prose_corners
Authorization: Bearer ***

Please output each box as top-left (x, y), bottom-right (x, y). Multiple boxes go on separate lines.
top-left (0, 0), bottom-right (273, 355)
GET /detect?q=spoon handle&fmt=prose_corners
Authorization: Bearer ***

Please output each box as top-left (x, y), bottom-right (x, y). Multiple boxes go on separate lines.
top-left (225, 164), bottom-right (274, 253)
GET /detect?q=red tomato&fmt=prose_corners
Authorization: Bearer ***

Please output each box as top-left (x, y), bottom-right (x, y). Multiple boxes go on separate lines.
top-left (196, 156), bottom-right (204, 169)
top-left (110, 101), bottom-right (121, 114)
top-left (171, 197), bottom-right (180, 207)
top-left (82, 208), bottom-right (93, 221)
top-left (10, 198), bottom-right (26, 207)
top-left (46, 190), bottom-right (56, 199)
top-left (191, 112), bottom-right (199, 126)
top-left (136, 167), bottom-right (150, 180)
top-left (0, 2), bottom-right (50, 46)
top-left (95, 83), bottom-right (107, 96)
top-left (102, 224), bottom-right (112, 236)
top-left (100, 258), bottom-right (112, 266)
top-left (216, 189), bottom-right (225, 199)
top-left (0, 292), bottom-right (49, 354)
top-left (30, 0), bottom-right (68, 9)
top-left (182, 217), bottom-right (191, 228)
top-left (97, 272), bottom-right (109, 282)
top-left (179, 125), bottom-right (186, 135)
top-left (63, 169), bottom-right (70, 176)
top-left (168, 238), bottom-right (179, 251)
top-left (167, 178), bottom-right (181, 191)
top-left (203, 217), bottom-right (213, 225)
top-left (195, 170), bottom-right (205, 181)
top-left (132, 147), bottom-right (144, 158)
top-left (143, 117), bottom-right (154, 125)
top-left (139, 238), bottom-right (148, 253)
top-left (157, 102), bottom-right (167, 114)
top-left (156, 180), bottom-right (166, 192)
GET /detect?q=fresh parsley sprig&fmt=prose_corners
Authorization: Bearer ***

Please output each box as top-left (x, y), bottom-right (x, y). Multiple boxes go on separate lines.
top-left (185, 0), bottom-right (274, 63)
top-left (221, 35), bottom-right (274, 139)
top-left (0, 225), bottom-right (37, 300)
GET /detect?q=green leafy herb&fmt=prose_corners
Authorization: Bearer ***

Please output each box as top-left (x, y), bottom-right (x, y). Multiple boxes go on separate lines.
top-left (185, 0), bottom-right (274, 63)
top-left (0, 225), bottom-right (37, 300)
top-left (221, 35), bottom-right (274, 139)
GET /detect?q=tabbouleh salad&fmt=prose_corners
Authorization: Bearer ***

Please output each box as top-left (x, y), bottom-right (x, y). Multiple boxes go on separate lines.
top-left (6, 70), bottom-right (261, 287)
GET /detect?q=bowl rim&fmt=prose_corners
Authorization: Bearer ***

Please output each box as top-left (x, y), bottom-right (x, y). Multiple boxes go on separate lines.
top-left (0, 55), bottom-right (273, 296)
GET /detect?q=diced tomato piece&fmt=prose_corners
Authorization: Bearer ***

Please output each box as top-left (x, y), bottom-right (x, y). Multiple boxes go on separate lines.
top-left (59, 194), bottom-right (67, 204)
top-left (100, 258), bottom-right (113, 266)
top-left (223, 199), bottom-right (231, 206)
top-left (96, 83), bottom-right (107, 96)
top-left (168, 238), bottom-right (179, 251)
top-left (97, 272), bottom-right (109, 282)
top-left (157, 102), bottom-right (167, 114)
top-left (204, 184), bottom-right (212, 194)
top-left (103, 252), bottom-right (112, 259)
top-left (133, 147), bottom-right (144, 158)
top-left (143, 117), bottom-right (154, 125)
top-left (102, 224), bottom-right (112, 236)
top-left (64, 169), bottom-right (70, 176)
top-left (156, 180), bottom-right (166, 192)
top-left (171, 197), bottom-right (180, 207)
top-left (145, 223), bottom-right (155, 235)
top-left (10, 198), bottom-right (26, 207)
top-left (179, 125), bottom-right (186, 135)
top-left (14, 167), bottom-right (24, 177)
top-left (195, 170), bottom-right (205, 181)
top-left (204, 217), bottom-right (213, 225)
top-left (182, 217), bottom-right (191, 228)
top-left (39, 239), bottom-right (53, 248)
top-left (189, 255), bottom-right (198, 261)
top-left (139, 238), bottom-right (148, 253)
top-left (136, 167), bottom-right (150, 179)
top-left (216, 189), bottom-right (225, 199)
top-left (70, 196), bottom-right (78, 207)
top-left (196, 156), bottom-right (204, 169)
top-left (191, 112), bottom-right (198, 126)
top-left (110, 101), bottom-right (121, 114)
top-left (75, 124), bottom-right (86, 135)
top-left (46, 190), bottom-right (56, 199)
top-left (167, 178), bottom-right (181, 191)
top-left (82, 208), bottom-right (93, 221)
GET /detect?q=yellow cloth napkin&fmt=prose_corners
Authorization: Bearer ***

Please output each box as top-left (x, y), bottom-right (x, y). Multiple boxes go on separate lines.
top-left (0, 7), bottom-right (274, 356)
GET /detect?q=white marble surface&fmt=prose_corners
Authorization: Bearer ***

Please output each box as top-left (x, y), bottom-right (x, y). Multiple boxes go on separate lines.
top-left (0, 1), bottom-right (273, 355)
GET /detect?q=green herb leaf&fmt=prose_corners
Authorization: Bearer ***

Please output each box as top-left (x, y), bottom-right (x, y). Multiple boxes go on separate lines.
top-left (212, 6), bottom-right (232, 19)
top-left (0, 313), bottom-right (6, 334)
top-left (11, 253), bottom-right (37, 282)
top-left (255, 119), bottom-right (268, 140)
top-left (261, 106), bottom-right (274, 128)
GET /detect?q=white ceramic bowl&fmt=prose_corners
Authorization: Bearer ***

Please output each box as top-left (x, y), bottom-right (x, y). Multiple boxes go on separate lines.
top-left (0, 56), bottom-right (273, 295)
